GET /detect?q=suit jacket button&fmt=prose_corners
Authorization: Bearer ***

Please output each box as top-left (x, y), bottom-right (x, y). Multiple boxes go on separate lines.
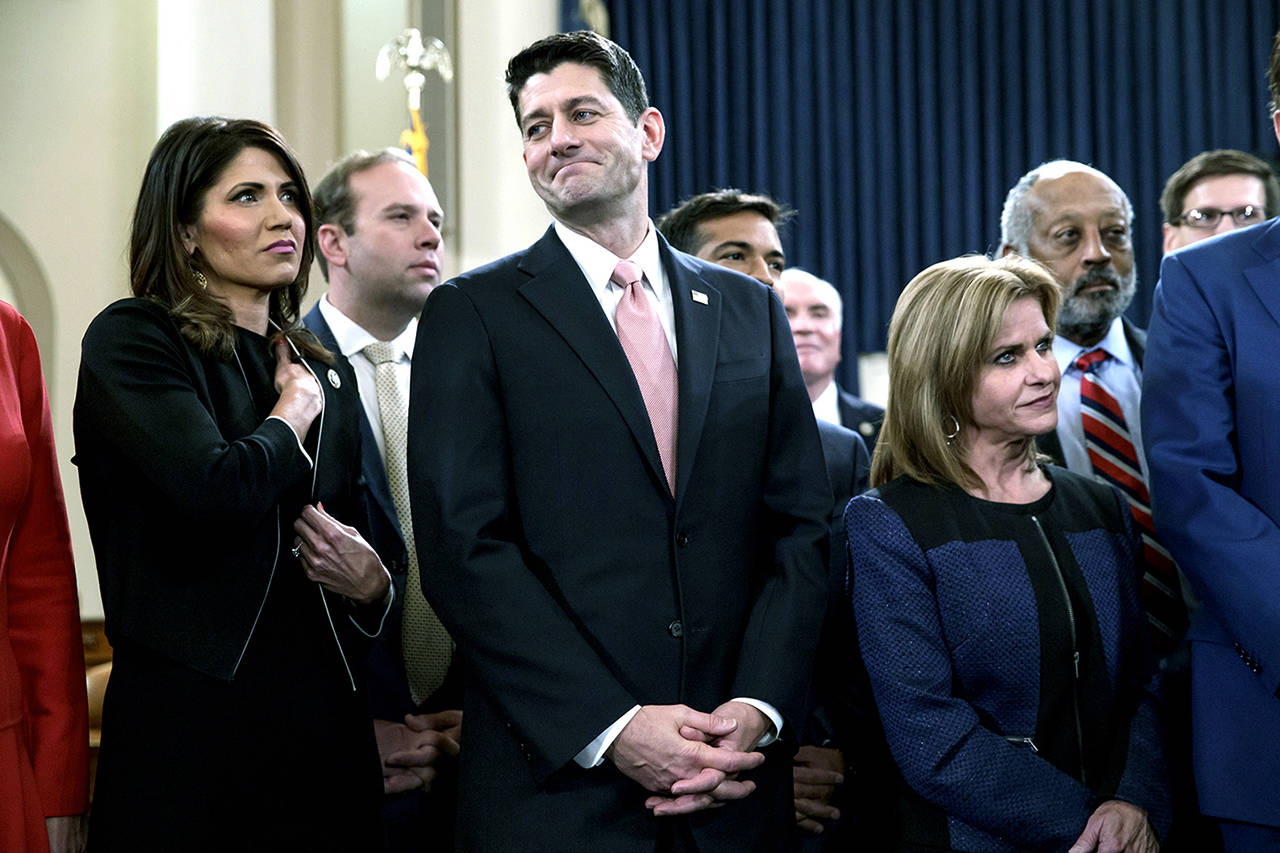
top-left (676, 532), bottom-right (689, 548)
top-left (668, 620), bottom-right (683, 638)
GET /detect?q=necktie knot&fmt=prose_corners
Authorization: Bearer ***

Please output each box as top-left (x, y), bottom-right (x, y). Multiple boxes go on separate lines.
top-left (363, 340), bottom-right (398, 366)
top-left (610, 258), bottom-right (645, 289)
top-left (1074, 348), bottom-right (1110, 374)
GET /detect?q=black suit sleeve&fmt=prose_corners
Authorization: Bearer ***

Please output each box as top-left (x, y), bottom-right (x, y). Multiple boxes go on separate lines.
top-left (727, 289), bottom-right (831, 732)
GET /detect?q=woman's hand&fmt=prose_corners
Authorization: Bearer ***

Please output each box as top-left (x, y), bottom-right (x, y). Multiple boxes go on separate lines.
top-left (270, 338), bottom-right (322, 442)
top-left (1069, 799), bottom-right (1159, 853)
top-left (292, 503), bottom-right (390, 604)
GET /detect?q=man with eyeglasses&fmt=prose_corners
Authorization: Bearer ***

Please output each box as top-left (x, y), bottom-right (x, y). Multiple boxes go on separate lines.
top-left (1142, 31), bottom-right (1280, 850)
top-left (1161, 149), bottom-right (1280, 254)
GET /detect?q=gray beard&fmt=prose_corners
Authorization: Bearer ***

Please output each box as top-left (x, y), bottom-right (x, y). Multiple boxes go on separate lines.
top-left (1057, 268), bottom-right (1137, 343)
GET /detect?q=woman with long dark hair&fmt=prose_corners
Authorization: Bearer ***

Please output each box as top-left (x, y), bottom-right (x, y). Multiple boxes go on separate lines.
top-left (75, 117), bottom-right (390, 851)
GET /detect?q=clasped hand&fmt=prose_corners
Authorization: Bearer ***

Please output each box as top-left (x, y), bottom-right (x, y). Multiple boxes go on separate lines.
top-left (376, 709), bottom-right (463, 794)
top-left (293, 503), bottom-right (390, 604)
top-left (607, 701), bottom-right (771, 816)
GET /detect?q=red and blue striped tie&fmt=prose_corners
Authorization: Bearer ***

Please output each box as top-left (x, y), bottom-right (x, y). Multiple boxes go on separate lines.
top-left (1076, 348), bottom-right (1187, 653)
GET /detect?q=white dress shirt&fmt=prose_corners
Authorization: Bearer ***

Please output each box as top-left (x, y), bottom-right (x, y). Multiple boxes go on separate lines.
top-left (553, 220), bottom-right (678, 359)
top-left (316, 296), bottom-right (416, 465)
top-left (552, 221), bottom-right (782, 767)
top-left (811, 378), bottom-right (841, 425)
top-left (1052, 317), bottom-right (1147, 480)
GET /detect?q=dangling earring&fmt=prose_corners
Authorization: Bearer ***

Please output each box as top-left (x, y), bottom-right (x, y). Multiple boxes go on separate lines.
top-left (193, 269), bottom-right (208, 290)
top-left (942, 414), bottom-right (960, 446)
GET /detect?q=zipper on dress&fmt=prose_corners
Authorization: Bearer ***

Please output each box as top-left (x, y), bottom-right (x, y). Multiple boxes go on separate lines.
top-left (1004, 736), bottom-right (1039, 753)
top-left (292, 347), bottom-right (355, 691)
top-left (1030, 514), bottom-right (1087, 786)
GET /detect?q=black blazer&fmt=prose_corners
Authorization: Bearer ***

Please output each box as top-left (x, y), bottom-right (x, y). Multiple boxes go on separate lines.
top-left (408, 228), bottom-right (830, 852)
top-left (74, 297), bottom-right (381, 679)
top-left (1037, 317), bottom-right (1147, 467)
top-left (303, 305), bottom-right (461, 722)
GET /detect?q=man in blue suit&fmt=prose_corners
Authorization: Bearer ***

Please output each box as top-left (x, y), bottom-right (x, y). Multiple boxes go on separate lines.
top-left (1142, 31), bottom-right (1280, 851)
top-left (305, 147), bottom-right (461, 851)
top-left (407, 31), bottom-right (830, 852)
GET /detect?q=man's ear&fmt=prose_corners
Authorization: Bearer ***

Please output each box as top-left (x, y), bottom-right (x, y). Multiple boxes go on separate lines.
top-left (639, 107), bottom-right (665, 163)
top-left (317, 223), bottom-right (347, 269)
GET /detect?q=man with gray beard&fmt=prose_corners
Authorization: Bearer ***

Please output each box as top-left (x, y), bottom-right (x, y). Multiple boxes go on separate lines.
top-left (1002, 160), bottom-right (1204, 851)
top-left (1000, 160), bottom-right (1142, 474)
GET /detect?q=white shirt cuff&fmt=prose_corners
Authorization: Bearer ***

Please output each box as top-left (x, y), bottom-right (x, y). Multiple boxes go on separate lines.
top-left (731, 697), bottom-right (782, 747)
top-left (574, 705), bottom-right (641, 768)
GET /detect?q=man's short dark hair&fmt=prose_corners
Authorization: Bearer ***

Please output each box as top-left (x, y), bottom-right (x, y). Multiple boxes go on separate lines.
top-left (505, 30), bottom-right (648, 129)
top-left (312, 147), bottom-right (418, 278)
top-left (656, 189), bottom-right (796, 254)
top-left (1160, 149), bottom-right (1280, 223)
top-left (1270, 29), bottom-right (1280, 114)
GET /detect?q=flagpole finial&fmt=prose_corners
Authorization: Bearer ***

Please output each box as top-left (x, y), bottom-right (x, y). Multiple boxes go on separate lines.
top-left (376, 28), bottom-right (454, 113)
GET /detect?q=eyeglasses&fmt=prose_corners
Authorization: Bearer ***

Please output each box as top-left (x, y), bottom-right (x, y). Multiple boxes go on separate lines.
top-left (1171, 205), bottom-right (1266, 229)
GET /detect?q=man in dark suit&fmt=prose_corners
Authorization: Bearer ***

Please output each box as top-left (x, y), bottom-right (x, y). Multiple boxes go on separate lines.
top-left (305, 147), bottom-right (461, 851)
top-left (658, 188), bottom-right (878, 845)
top-left (773, 268), bottom-right (883, 452)
top-left (407, 31), bottom-right (830, 852)
top-left (654, 191), bottom-right (880, 445)
top-left (1141, 35), bottom-right (1280, 850)
top-left (1002, 160), bottom-right (1208, 849)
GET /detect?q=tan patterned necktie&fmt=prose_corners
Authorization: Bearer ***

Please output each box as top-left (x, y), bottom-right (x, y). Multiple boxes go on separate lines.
top-left (363, 341), bottom-right (452, 704)
top-left (611, 259), bottom-right (678, 493)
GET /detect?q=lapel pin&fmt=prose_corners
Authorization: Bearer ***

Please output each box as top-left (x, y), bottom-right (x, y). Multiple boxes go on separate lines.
top-left (691, 290), bottom-right (709, 305)
top-left (327, 368), bottom-right (342, 389)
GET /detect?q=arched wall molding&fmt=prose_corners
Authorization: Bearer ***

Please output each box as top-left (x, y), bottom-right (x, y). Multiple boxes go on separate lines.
top-left (0, 212), bottom-right (57, 394)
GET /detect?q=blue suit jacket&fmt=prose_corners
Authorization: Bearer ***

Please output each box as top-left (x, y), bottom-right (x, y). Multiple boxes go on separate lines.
top-left (407, 227), bottom-right (830, 852)
top-left (1143, 219), bottom-right (1280, 827)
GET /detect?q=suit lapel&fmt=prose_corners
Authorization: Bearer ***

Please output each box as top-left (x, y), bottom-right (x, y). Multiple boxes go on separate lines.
top-left (517, 229), bottom-right (670, 492)
top-left (664, 242), bottom-right (721, 500)
top-left (303, 306), bottom-right (403, 540)
top-left (1244, 219), bottom-right (1280, 328)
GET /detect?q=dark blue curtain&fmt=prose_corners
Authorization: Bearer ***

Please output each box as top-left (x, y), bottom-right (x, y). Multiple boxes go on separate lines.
top-left (563, 0), bottom-right (1279, 388)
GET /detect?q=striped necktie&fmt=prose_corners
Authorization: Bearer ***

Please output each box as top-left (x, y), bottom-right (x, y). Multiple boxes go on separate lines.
top-left (611, 259), bottom-right (678, 493)
top-left (1076, 348), bottom-right (1187, 653)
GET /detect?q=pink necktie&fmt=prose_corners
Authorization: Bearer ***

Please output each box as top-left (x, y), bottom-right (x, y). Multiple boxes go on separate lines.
top-left (611, 259), bottom-right (678, 493)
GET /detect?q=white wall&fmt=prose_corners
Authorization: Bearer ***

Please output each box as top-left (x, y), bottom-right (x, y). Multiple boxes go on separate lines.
top-left (454, 0), bottom-right (558, 272)
top-left (0, 0), bottom-right (560, 619)
top-left (0, 0), bottom-right (159, 618)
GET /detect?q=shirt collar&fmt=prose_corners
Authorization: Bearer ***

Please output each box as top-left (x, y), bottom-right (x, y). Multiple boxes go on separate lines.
top-left (812, 378), bottom-right (841, 424)
top-left (317, 295), bottom-right (417, 361)
top-left (553, 220), bottom-right (666, 301)
top-left (1054, 316), bottom-right (1132, 374)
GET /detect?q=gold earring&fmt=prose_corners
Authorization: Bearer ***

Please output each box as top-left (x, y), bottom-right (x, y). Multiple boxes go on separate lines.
top-left (194, 270), bottom-right (208, 290)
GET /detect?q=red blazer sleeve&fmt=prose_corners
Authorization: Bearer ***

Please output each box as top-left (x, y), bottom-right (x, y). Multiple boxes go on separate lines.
top-left (1, 304), bottom-right (89, 815)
